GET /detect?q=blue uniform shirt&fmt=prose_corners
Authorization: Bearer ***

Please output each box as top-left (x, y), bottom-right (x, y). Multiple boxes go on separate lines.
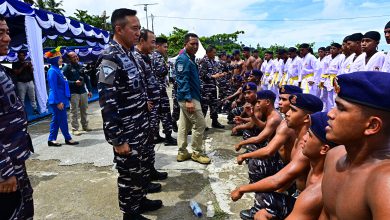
top-left (175, 51), bottom-right (201, 102)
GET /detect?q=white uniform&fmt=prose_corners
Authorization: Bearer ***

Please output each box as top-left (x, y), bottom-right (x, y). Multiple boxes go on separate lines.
top-left (317, 55), bottom-right (330, 101)
top-left (280, 58), bottom-right (292, 86)
top-left (355, 51), bottom-right (386, 71)
top-left (270, 59), bottom-right (285, 108)
top-left (321, 54), bottom-right (344, 111)
top-left (300, 53), bottom-right (319, 94)
top-left (287, 56), bottom-right (302, 86)
top-left (349, 53), bottom-right (366, 72)
top-left (382, 51), bottom-right (390, 73)
top-left (260, 59), bottom-right (276, 90)
top-left (339, 53), bottom-right (355, 75)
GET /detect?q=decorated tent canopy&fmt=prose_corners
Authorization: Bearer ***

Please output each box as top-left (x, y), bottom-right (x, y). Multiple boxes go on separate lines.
top-left (1, 0), bottom-right (109, 49)
top-left (0, 0), bottom-right (110, 113)
top-left (2, 46), bottom-right (105, 63)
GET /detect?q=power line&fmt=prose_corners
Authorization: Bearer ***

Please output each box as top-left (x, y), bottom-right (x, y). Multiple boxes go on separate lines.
top-left (154, 14), bottom-right (390, 22)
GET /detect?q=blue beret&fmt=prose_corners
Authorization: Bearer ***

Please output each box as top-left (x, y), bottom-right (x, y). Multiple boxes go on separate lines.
top-left (251, 70), bottom-right (262, 78)
top-left (234, 75), bottom-right (243, 82)
top-left (336, 71), bottom-right (390, 112)
top-left (244, 71), bottom-right (251, 78)
top-left (279, 85), bottom-right (303, 95)
top-left (242, 82), bottom-right (257, 92)
top-left (289, 93), bottom-right (323, 113)
top-left (257, 90), bottom-right (276, 102)
top-left (310, 112), bottom-right (337, 147)
top-left (233, 50), bottom-right (240, 55)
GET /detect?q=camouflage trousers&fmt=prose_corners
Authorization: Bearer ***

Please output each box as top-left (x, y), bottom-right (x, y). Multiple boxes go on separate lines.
top-left (253, 192), bottom-right (296, 219)
top-left (157, 88), bottom-right (173, 135)
top-left (201, 84), bottom-right (218, 120)
top-left (171, 83), bottom-right (180, 123)
top-left (227, 106), bottom-right (243, 122)
top-left (242, 128), bottom-right (285, 183)
top-left (115, 143), bottom-right (154, 214)
top-left (0, 162), bottom-right (34, 220)
top-left (216, 80), bottom-right (231, 112)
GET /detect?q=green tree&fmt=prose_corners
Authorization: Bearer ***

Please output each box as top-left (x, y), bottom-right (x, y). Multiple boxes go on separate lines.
top-left (163, 27), bottom-right (188, 57)
top-left (70, 9), bottom-right (110, 31)
top-left (161, 27), bottom-right (245, 57)
top-left (45, 0), bottom-right (65, 15)
top-left (200, 31), bottom-right (244, 54)
top-left (34, 0), bottom-right (47, 9)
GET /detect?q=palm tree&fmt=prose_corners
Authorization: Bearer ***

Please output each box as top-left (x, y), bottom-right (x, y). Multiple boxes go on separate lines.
top-left (44, 0), bottom-right (65, 15)
top-left (34, 0), bottom-right (47, 10)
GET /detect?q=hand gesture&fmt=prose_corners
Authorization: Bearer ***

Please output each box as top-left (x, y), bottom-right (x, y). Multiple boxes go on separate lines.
top-left (230, 188), bottom-right (244, 201)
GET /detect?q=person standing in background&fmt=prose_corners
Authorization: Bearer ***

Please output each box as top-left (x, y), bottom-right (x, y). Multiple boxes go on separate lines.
top-left (63, 52), bottom-right (93, 136)
top-left (46, 47), bottom-right (79, 146)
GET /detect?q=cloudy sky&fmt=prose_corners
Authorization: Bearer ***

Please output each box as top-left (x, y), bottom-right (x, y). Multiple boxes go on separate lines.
top-left (61, 0), bottom-right (390, 51)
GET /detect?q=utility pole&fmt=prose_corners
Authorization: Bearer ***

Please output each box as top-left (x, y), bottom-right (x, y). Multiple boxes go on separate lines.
top-left (151, 14), bottom-right (155, 32)
top-left (134, 3), bottom-right (158, 30)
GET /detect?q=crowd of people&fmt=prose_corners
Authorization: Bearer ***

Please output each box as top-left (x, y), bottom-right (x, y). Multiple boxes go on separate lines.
top-left (1, 6), bottom-right (390, 220)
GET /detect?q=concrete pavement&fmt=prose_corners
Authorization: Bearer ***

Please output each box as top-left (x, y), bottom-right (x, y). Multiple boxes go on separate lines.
top-left (26, 93), bottom-right (254, 219)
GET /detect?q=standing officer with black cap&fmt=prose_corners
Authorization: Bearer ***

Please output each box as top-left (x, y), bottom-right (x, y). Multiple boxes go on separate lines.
top-left (298, 43), bottom-right (319, 95)
top-left (360, 31), bottom-right (386, 71)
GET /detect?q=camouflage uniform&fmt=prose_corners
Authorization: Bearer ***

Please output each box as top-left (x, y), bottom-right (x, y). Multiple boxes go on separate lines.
top-left (0, 65), bottom-right (34, 220)
top-left (171, 70), bottom-right (180, 123)
top-left (216, 60), bottom-right (230, 112)
top-left (241, 122), bottom-right (284, 183)
top-left (150, 51), bottom-right (174, 136)
top-left (133, 48), bottom-right (160, 181)
top-left (98, 41), bottom-right (150, 215)
top-left (199, 56), bottom-right (219, 120)
top-left (247, 192), bottom-right (296, 219)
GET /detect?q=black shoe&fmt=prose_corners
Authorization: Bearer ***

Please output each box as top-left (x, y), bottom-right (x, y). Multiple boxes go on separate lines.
top-left (123, 213), bottom-right (150, 220)
top-left (154, 135), bottom-right (165, 144)
top-left (48, 141), bottom-right (62, 147)
top-left (172, 122), bottom-right (178, 132)
top-left (146, 182), bottom-right (161, 193)
top-left (212, 120), bottom-right (225, 129)
top-left (205, 127), bottom-right (209, 131)
top-left (164, 136), bottom-right (177, 146)
top-left (240, 208), bottom-right (256, 220)
top-left (139, 198), bottom-right (163, 213)
top-left (227, 120), bottom-right (235, 124)
top-left (33, 109), bottom-right (40, 115)
top-left (150, 169), bottom-right (168, 181)
top-left (65, 140), bottom-right (79, 145)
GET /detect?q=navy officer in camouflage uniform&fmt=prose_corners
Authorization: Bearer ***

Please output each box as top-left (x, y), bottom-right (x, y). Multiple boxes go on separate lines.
top-left (151, 37), bottom-right (177, 146)
top-left (199, 45), bottom-right (225, 129)
top-left (134, 29), bottom-right (167, 190)
top-left (0, 14), bottom-right (34, 220)
top-left (97, 9), bottom-right (162, 220)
